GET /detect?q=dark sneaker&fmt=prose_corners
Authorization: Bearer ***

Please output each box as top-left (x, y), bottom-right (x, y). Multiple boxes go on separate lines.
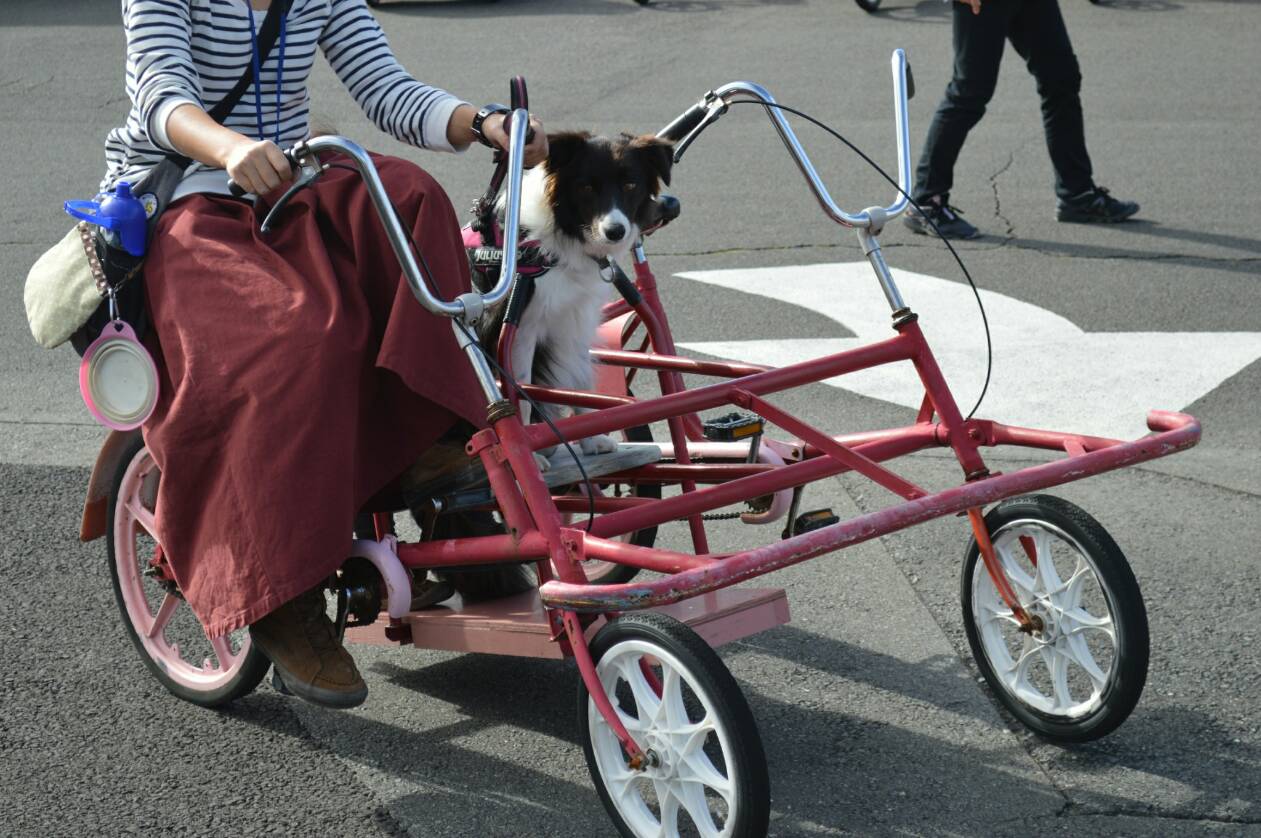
top-left (1056, 186), bottom-right (1139, 223)
top-left (903, 197), bottom-right (979, 239)
top-left (250, 585), bottom-right (368, 709)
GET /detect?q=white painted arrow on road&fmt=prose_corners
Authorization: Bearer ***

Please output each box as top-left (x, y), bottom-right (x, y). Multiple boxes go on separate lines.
top-left (676, 263), bottom-right (1261, 440)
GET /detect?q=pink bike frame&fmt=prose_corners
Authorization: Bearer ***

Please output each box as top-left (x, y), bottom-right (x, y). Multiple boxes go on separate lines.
top-left (393, 273), bottom-right (1200, 757)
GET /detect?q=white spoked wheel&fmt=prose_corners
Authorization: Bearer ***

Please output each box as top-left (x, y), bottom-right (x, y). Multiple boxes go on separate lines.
top-left (962, 494), bottom-right (1149, 743)
top-left (579, 613), bottom-right (769, 838)
top-left (106, 436), bottom-right (270, 706)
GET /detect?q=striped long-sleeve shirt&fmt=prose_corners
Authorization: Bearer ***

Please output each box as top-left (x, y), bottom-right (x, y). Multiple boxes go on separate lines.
top-left (101, 0), bottom-right (466, 195)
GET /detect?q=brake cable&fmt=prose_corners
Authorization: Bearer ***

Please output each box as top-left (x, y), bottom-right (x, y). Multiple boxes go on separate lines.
top-left (702, 99), bottom-right (993, 421)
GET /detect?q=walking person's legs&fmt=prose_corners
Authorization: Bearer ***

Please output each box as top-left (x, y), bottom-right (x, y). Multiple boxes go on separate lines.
top-left (905, 1), bottom-right (1012, 239)
top-left (1010, 0), bottom-right (1139, 221)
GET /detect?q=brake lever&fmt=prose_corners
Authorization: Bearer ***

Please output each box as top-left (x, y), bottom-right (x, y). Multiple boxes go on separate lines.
top-left (258, 165), bottom-right (322, 233)
top-left (673, 101), bottom-right (726, 164)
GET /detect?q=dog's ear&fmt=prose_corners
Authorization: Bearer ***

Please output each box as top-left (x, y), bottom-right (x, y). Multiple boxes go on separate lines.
top-left (545, 131), bottom-right (591, 172)
top-left (628, 135), bottom-right (674, 188)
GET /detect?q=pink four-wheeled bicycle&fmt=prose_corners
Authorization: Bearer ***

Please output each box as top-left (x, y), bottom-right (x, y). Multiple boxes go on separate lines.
top-left (83, 49), bottom-right (1199, 837)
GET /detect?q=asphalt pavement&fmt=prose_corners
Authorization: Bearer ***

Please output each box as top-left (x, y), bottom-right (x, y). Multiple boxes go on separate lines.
top-left (2, 0), bottom-right (1259, 835)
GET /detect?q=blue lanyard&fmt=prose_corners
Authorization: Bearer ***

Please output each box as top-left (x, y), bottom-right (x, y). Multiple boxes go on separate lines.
top-left (248, 5), bottom-right (287, 143)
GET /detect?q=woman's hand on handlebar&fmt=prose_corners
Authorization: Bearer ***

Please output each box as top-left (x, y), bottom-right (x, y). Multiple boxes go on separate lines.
top-left (450, 104), bottom-right (548, 167)
top-left (481, 112), bottom-right (548, 167)
top-left (221, 137), bottom-right (294, 196)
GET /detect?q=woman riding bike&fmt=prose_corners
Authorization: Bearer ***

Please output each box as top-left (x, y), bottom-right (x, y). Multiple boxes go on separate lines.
top-left (103, 0), bottom-right (546, 709)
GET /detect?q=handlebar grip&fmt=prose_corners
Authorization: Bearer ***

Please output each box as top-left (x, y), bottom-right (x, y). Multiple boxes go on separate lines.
top-left (510, 75), bottom-right (528, 112)
top-left (657, 102), bottom-right (709, 142)
top-left (508, 76), bottom-right (534, 145)
top-left (226, 148), bottom-right (301, 197)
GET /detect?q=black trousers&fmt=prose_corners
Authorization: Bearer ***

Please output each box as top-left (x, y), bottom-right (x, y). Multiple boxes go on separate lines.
top-left (913, 0), bottom-right (1094, 203)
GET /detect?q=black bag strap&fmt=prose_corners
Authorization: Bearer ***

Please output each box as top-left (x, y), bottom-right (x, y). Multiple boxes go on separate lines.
top-left (166, 0), bottom-right (294, 168)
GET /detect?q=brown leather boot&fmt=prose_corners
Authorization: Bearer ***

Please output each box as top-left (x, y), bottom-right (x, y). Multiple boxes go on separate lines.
top-left (250, 586), bottom-right (368, 709)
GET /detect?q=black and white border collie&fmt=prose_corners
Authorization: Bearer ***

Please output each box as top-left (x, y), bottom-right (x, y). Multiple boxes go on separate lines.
top-left (488, 131), bottom-right (673, 468)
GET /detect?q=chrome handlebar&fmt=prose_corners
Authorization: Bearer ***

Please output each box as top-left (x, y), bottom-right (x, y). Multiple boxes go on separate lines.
top-left (660, 48), bottom-right (913, 231)
top-left (294, 108), bottom-right (531, 321)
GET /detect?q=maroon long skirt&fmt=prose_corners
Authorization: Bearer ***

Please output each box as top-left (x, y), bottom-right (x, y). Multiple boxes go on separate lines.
top-left (141, 155), bottom-right (486, 638)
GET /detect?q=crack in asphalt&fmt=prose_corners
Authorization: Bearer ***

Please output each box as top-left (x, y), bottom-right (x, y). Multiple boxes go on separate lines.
top-left (987, 140), bottom-right (1028, 241)
top-left (0, 74), bottom-right (54, 93)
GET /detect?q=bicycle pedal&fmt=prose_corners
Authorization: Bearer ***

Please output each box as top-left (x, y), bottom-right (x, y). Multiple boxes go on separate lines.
top-left (786, 508), bottom-right (840, 538)
top-left (702, 412), bottom-right (763, 442)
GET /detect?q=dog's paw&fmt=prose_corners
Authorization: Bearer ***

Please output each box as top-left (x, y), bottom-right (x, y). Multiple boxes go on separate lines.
top-left (580, 434), bottom-right (619, 455)
top-left (533, 451), bottom-right (552, 472)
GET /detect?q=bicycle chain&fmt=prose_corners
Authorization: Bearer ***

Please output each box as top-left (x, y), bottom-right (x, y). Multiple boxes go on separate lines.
top-left (701, 494), bottom-right (774, 522)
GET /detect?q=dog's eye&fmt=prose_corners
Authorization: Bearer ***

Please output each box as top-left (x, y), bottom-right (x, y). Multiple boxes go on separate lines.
top-left (622, 182), bottom-right (637, 193)
top-left (579, 183), bottom-right (595, 194)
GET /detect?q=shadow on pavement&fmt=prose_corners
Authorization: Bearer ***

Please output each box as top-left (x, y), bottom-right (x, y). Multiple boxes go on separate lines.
top-left (867, 0), bottom-right (1190, 24)
top-left (1096, 219), bottom-right (1261, 257)
top-left (866, 0), bottom-right (950, 25)
top-left (227, 644), bottom-right (1178, 834)
top-left (1002, 223), bottom-right (1261, 276)
top-left (726, 624), bottom-right (996, 723)
top-left (1033, 702), bottom-right (1261, 822)
top-left (1089, 0), bottom-right (1183, 9)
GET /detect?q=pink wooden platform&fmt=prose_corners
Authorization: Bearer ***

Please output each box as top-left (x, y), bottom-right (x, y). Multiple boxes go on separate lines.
top-left (346, 587), bottom-right (790, 659)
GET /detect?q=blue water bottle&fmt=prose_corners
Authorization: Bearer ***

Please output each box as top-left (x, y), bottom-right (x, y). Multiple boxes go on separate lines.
top-left (65, 181), bottom-right (148, 257)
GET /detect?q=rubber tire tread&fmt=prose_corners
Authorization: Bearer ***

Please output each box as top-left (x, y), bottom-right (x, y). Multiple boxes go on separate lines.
top-left (105, 435), bottom-right (271, 707)
top-left (578, 612), bottom-right (771, 838)
top-left (580, 424), bottom-right (660, 586)
top-left (960, 493), bottom-right (1149, 743)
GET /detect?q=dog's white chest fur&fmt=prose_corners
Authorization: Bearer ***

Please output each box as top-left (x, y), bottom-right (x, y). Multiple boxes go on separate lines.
top-left (506, 166), bottom-right (622, 459)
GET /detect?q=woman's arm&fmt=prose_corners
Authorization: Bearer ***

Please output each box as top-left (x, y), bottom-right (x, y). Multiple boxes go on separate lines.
top-left (319, 0), bottom-right (463, 151)
top-left (318, 0), bottom-right (545, 165)
top-left (165, 105), bottom-right (294, 196)
top-left (123, 0), bottom-right (291, 194)
top-left (123, 0), bottom-right (203, 148)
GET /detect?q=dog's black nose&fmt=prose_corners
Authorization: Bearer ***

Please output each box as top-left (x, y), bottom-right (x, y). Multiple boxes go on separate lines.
top-left (603, 222), bottom-right (626, 242)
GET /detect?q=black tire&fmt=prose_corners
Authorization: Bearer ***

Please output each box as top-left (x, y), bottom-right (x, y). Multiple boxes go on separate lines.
top-left (427, 509), bottom-right (539, 600)
top-left (854, 0), bottom-right (881, 11)
top-left (578, 612), bottom-right (770, 837)
top-left (106, 435), bottom-right (270, 707)
top-left (961, 494), bottom-right (1148, 743)
top-left (577, 424), bottom-right (660, 586)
